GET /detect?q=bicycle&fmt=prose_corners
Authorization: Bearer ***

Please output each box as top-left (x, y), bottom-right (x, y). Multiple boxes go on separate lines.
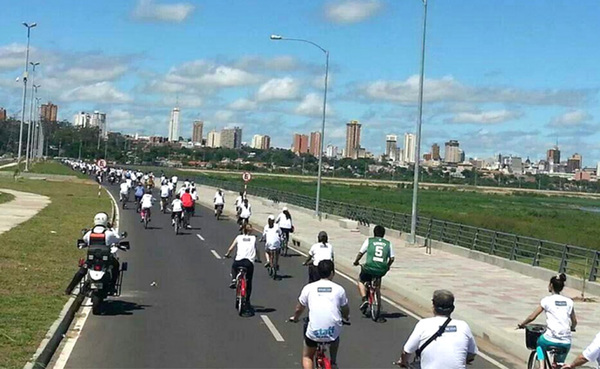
top-left (289, 317), bottom-right (350, 369)
top-left (160, 197), bottom-right (168, 213)
top-left (173, 212), bottom-right (183, 235)
top-left (120, 193), bottom-right (128, 209)
top-left (280, 230), bottom-right (290, 257)
top-left (215, 204), bottom-right (223, 220)
top-left (234, 266), bottom-right (248, 316)
top-left (521, 324), bottom-right (568, 369)
top-left (140, 208), bottom-right (150, 229)
top-left (362, 276), bottom-right (382, 322)
top-left (265, 249), bottom-right (279, 280)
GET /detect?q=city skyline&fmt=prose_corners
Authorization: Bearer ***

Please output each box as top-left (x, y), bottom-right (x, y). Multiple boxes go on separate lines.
top-left (1, 1), bottom-right (600, 165)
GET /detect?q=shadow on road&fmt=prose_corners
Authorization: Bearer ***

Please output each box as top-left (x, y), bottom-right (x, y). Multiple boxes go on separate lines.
top-left (253, 306), bottom-right (276, 314)
top-left (380, 311), bottom-right (407, 319)
top-left (100, 300), bottom-right (150, 316)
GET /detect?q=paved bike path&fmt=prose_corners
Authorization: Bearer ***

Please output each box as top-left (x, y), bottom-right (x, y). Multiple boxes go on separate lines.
top-left (0, 188), bottom-right (51, 236)
top-left (59, 184), bottom-right (498, 368)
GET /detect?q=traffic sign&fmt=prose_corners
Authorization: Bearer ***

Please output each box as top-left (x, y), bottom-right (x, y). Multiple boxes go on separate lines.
top-left (97, 159), bottom-right (107, 168)
top-left (242, 172), bottom-right (252, 183)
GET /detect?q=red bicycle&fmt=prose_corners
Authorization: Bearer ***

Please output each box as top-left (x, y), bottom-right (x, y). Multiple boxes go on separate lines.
top-left (234, 266), bottom-right (248, 316)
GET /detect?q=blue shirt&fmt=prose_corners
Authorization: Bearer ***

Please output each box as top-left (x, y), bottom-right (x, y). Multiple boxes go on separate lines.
top-left (134, 186), bottom-right (144, 197)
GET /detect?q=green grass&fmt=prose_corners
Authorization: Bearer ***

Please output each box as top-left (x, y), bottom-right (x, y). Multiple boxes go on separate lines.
top-left (0, 191), bottom-right (15, 205)
top-left (0, 177), bottom-right (112, 369)
top-left (202, 173), bottom-right (600, 250)
top-left (0, 161), bottom-right (88, 179)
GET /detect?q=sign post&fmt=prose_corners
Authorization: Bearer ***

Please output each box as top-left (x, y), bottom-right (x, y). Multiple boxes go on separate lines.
top-left (242, 171), bottom-right (252, 194)
top-left (97, 159), bottom-right (107, 168)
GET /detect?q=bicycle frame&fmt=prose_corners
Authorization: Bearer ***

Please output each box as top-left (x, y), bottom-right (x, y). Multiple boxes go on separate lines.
top-left (315, 342), bottom-right (332, 369)
top-left (235, 268), bottom-right (247, 315)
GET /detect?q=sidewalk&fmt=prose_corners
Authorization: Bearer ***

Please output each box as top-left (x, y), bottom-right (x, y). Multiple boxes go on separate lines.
top-left (0, 188), bottom-right (51, 236)
top-left (196, 184), bottom-right (599, 366)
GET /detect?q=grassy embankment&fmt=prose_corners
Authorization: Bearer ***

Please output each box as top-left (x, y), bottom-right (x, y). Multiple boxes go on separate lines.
top-left (0, 176), bottom-right (112, 369)
top-left (0, 191), bottom-right (15, 205)
top-left (200, 173), bottom-right (600, 250)
top-left (1, 161), bottom-right (88, 179)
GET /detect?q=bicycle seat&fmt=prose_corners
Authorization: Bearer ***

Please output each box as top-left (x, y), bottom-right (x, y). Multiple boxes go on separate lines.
top-left (237, 267), bottom-right (248, 272)
top-left (546, 345), bottom-right (568, 355)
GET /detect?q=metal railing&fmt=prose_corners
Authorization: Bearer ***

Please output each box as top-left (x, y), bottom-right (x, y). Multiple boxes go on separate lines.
top-left (195, 175), bottom-right (600, 281)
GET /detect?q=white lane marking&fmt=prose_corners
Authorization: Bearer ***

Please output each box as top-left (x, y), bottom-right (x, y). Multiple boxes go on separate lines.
top-left (286, 244), bottom-right (509, 369)
top-left (210, 250), bottom-right (222, 259)
top-left (196, 234), bottom-right (205, 241)
top-left (260, 315), bottom-right (285, 342)
top-left (52, 298), bottom-right (92, 369)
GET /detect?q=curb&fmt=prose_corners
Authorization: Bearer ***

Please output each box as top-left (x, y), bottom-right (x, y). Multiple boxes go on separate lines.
top-left (24, 186), bottom-right (119, 369)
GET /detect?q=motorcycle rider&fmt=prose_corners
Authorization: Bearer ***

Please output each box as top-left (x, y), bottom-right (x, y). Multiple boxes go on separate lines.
top-left (65, 213), bottom-right (125, 295)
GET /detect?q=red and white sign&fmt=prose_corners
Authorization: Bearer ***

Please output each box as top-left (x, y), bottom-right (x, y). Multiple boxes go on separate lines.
top-left (97, 159), bottom-right (107, 168)
top-left (242, 172), bottom-right (252, 183)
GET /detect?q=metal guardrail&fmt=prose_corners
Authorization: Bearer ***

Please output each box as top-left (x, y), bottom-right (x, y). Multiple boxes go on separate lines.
top-left (195, 175), bottom-right (600, 281)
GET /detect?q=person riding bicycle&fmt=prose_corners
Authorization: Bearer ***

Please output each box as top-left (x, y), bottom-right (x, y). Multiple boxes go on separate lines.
top-left (276, 207), bottom-right (294, 246)
top-left (159, 181), bottom-right (170, 211)
top-left (214, 189), bottom-right (225, 217)
top-left (119, 180), bottom-right (130, 203)
top-left (170, 194), bottom-right (184, 226)
top-left (397, 290), bottom-right (478, 368)
top-left (353, 225), bottom-right (395, 313)
top-left (224, 223), bottom-right (260, 312)
top-left (235, 191), bottom-right (245, 216)
top-left (289, 260), bottom-right (350, 369)
top-left (190, 187), bottom-right (198, 217)
top-left (139, 189), bottom-right (155, 223)
top-left (518, 273), bottom-right (577, 366)
top-left (304, 231), bottom-right (334, 283)
top-left (562, 332), bottom-right (600, 368)
top-left (262, 215), bottom-right (282, 270)
top-left (134, 182), bottom-right (145, 210)
top-left (181, 188), bottom-right (194, 228)
top-left (238, 198), bottom-right (252, 229)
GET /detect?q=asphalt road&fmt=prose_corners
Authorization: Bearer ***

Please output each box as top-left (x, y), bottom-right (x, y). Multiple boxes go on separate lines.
top-left (63, 185), bottom-right (503, 368)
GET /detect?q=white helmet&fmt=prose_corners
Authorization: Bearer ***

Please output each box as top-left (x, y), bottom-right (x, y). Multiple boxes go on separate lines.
top-left (268, 215), bottom-right (275, 221)
top-left (282, 207), bottom-right (288, 212)
top-left (93, 212), bottom-right (109, 227)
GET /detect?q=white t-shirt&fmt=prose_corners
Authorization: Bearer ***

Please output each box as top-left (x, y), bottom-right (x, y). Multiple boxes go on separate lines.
top-left (119, 183), bottom-right (129, 194)
top-left (299, 279), bottom-right (348, 342)
top-left (160, 185), bottom-right (170, 198)
top-left (214, 193), bottom-right (225, 205)
top-left (178, 187), bottom-right (187, 197)
top-left (276, 213), bottom-right (293, 229)
top-left (309, 242), bottom-right (334, 266)
top-left (235, 196), bottom-right (244, 208)
top-left (125, 178), bottom-right (132, 188)
top-left (263, 224), bottom-right (282, 249)
top-left (140, 194), bottom-right (154, 209)
top-left (234, 234), bottom-right (256, 261)
top-left (541, 294), bottom-right (574, 343)
top-left (171, 176), bottom-right (178, 184)
top-left (168, 182), bottom-right (174, 191)
top-left (171, 199), bottom-right (183, 212)
top-left (191, 191), bottom-right (198, 201)
top-left (404, 316), bottom-right (478, 369)
top-left (582, 332), bottom-right (600, 368)
top-left (239, 204), bottom-right (252, 219)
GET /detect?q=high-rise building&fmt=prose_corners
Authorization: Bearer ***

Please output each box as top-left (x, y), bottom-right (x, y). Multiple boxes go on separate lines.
top-left (0, 108), bottom-right (6, 121)
top-left (73, 112), bottom-right (90, 127)
top-left (261, 135), bottom-right (271, 150)
top-left (345, 120), bottom-right (361, 159)
top-left (40, 102), bottom-right (58, 122)
top-left (385, 135), bottom-right (397, 159)
top-left (403, 133), bottom-right (416, 163)
top-left (207, 130), bottom-right (221, 148)
top-left (233, 126), bottom-right (242, 149)
top-left (89, 111), bottom-right (107, 138)
top-left (168, 107), bottom-right (180, 142)
top-left (444, 140), bottom-right (461, 163)
top-left (251, 134), bottom-right (264, 149)
top-left (431, 143), bottom-right (440, 160)
top-left (220, 126), bottom-right (242, 149)
top-left (326, 145), bottom-right (338, 158)
top-left (567, 153), bottom-right (582, 173)
top-left (547, 146), bottom-right (560, 165)
top-left (292, 134), bottom-right (309, 155)
top-left (309, 131), bottom-right (322, 157)
top-left (192, 121), bottom-right (203, 144)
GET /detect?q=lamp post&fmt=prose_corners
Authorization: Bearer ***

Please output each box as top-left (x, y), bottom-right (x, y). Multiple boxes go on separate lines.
top-left (409, 0), bottom-right (428, 243)
top-left (33, 97), bottom-right (41, 158)
top-left (18, 22), bottom-right (37, 168)
top-left (25, 69), bottom-right (40, 172)
top-left (271, 34), bottom-right (329, 219)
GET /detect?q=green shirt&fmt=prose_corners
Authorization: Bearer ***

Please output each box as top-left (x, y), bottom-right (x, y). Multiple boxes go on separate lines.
top-left (361, 237), bottom-right (393, 276)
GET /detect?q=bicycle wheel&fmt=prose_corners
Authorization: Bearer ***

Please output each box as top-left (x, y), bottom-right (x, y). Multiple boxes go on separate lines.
top-left (144, 215), bottom-right (149, 229)
top-left (527, 351), bottom-right (541, 369)
top-left (370, 289), bottom-right (381, 322)
top-left (237, 277), bottom-right (246, 316)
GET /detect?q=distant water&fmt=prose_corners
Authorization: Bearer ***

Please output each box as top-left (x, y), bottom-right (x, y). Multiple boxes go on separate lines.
top-left (579, 207), bottom-right (600, 213)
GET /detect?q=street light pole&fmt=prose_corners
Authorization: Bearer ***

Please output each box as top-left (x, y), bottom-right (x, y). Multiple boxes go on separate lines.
top-left (33, 97), bottom-right (41, 158)
top-left (17, 22), bottom-right (36, 168)
top-left (409, 0), bottom-right (428, 243)
top-left (270, 34), bottom-right (329, 219)
top-left (25, 61), bottom-right (40, 172)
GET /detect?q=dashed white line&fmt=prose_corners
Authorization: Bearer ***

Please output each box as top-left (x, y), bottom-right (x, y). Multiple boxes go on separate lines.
top-left (210, 250), bottom-right (222, 259)
top-left (196, 234), bottom-right (205, 241)
top-left (260, 315), bottom-right (285, 342)
top-left (286, 243), bottom-right (509, 369)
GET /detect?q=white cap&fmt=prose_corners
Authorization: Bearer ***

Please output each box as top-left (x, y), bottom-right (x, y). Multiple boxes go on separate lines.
top-left (282, 207), bottom-right (288, 211)
top-left (268, 215), bottom-right (275, 220)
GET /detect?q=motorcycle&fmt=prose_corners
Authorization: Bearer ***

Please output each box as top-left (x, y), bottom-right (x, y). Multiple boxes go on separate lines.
top-left (67, 232), bottom-right (130, 315)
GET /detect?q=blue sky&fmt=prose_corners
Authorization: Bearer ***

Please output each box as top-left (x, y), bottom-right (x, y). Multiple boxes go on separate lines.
top-left (1, 0), bottom-right (599, 165)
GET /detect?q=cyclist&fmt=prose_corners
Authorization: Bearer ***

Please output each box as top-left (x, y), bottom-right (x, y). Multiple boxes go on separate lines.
top-left (262, 215), bottom-right (282, 271)
top-left (235, 191), bottom-right (245, 216)
top-left (397, 290), bottom-right (477, 368)
top-left (167, 180), bottom-right (175, 200)
top-left (276, 207), bottom-right (293, 254)
top-left (171, 174), bottom-right (178, 190)
top-left (562, 332), bottom-right (600, 368)
top-left (181, 188), bottom-right (194, 228)
top-left (352, 225), bottom-right (395, 313)
top-left (190, 187), bottom-right (198, 217)
top-left (133, 182), bottom-right (145, 211)
top-left (170, 194), bottom-right (184, 226)
top-left (213, 189), bottom-right (225, 217)
top-left (224, 223), bottom-right (260, 311)
top-left (159, 181), bottom-right (170, 212)
top-left (238, 198), bottom-right (252, 230)
top-left (304, 231), bottom-right (333, 283)
top-left (139, 189), bottom-right (155, 223)
top-left (518, 273), bottom-right (577, 367)
top-left (289, 260), bottom-right (350, 369)
top-left (119, 180), bottom-right (130, 203)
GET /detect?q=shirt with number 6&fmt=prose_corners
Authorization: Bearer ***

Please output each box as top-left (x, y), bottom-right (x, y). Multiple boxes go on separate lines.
top-left (403, 316), bottom-right (478, 369)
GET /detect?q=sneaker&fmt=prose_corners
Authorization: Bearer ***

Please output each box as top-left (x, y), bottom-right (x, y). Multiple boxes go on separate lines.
top-left (229, 280), bottom-right (236, 289)
top-left (264, 262), bottom-right (269, 268)
top-left (359, 299), bottom-right (368, 312)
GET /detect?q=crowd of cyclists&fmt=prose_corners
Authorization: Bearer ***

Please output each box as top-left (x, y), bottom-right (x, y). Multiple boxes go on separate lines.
top-left (63, 159), bottom-right (600, 369)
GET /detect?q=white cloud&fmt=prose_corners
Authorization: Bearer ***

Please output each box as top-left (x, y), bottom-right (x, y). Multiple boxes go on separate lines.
top-left (163, 95), bottom-right (203, 108)
top-left (163, 60), bottom-right (261, 89)
top-left (234, 55), bottom-right (300, 72)
top-left (229, 98), bottom-right (258, 111)
top-left (61, 65), bottom-right (128, 83)
top-left (295, 93), bottom-right (334, 117)
top-left (449, 110), bottom-right (523, 124)
top-left (60, 82), bottom-right (132, 103)
top-left (0, 43), bottom-right (27, 70)
top-left (549, 110), bottom-right (592, 127)
top-left (214, 110), bottom-right (234, 122)
top-left (325, 0), bottom-right (383, 24)
top-left (256, 77), bottom-right (300, 101)
top-left (360, 75), bottom-right (593, 107)
top-left (132, 0), bottom-right (195, 22)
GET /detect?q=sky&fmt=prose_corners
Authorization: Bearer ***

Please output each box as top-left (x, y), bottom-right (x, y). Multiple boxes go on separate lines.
top-left (1, 0), bottom-right (599, 165)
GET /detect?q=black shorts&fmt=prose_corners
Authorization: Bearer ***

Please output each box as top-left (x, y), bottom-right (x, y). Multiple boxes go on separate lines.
top-left (359, 268), bottom-right (384, 283)
top-left (304, 335), bottom-right (338, 348)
